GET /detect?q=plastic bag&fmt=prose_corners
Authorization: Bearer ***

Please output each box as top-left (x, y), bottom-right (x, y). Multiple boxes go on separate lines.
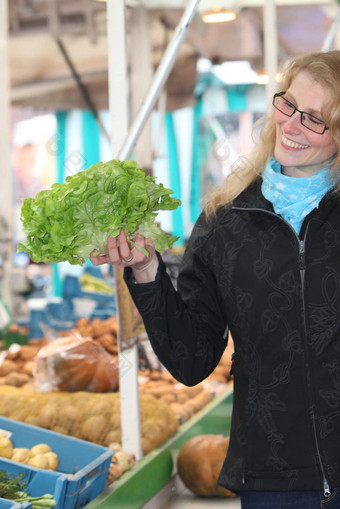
top-left (34, 333), bottom-right (119, 393)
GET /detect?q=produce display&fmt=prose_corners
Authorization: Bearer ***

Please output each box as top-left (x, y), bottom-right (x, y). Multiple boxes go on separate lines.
top-left (0, 471), bottom-right (56, 508)
top-left (0, 437), bottom-right (59, 471)
top-left (79, 272), bottom-right (115, 295)
top-left (106, 443), bottom-right (136, 484)
top-left (0, 414), bottom-right (113, 508)
top-left (139, 372), bottom-right (214, 423)
top-left (0, 386), bottom-right (179, 455)
top-left (177, 434), bottom-right (234, 498)
top-left (69, 315), bottom-right (119, 356)
top-left (0, 316), bottom-right (121, 390)
top-left (0, 318), bottom-right (234, 392)
top-left (0, 342), bottom-right (39, 387)
top-left (0, 313), bottom-right (234, 496)
top-left (17, 159), bottom-right (181, 265)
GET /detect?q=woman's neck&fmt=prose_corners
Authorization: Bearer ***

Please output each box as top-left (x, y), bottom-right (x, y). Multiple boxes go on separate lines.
top-left (281, 154), bottom-right (335, 177)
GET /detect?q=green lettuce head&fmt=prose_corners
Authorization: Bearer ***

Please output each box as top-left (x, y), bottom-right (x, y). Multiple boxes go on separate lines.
top-left (18, 159), bottom-right (181, 265)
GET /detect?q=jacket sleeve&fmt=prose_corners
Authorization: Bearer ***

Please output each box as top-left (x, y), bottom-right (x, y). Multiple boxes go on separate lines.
top-left (124, 212), bottom-right (229, 386)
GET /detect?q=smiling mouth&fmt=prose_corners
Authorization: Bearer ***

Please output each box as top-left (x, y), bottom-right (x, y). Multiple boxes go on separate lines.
top-left (282, 134), bottom-right (309, 150)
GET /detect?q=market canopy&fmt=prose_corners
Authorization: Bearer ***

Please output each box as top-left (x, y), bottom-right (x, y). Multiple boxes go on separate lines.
top-left (8, 0), bottom-right (337, 112)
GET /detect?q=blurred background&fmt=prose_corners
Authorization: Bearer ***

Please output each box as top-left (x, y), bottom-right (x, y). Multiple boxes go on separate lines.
top-left (0, 0), bottom-right (339, 325)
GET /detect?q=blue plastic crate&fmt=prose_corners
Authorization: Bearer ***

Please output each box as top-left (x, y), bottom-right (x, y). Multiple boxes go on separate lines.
top-left (62, 275), bottom-right (115, 312)
top-left (0, 501), bottom-right (30, 509)
top-left (0, 500), bottom-right (31, 509)
top-left (28, 300), bottom-right (76, 339)
top-left (0, 417), bottom-right (113, 509)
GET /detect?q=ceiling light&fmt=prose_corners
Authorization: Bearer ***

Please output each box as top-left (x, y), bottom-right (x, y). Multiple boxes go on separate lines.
top-left (202, 9), bottom-right (236, 23)
top-left (256, 72), bottom-right (283, 85)
top-left (256, 73), bottom-right (269, 85)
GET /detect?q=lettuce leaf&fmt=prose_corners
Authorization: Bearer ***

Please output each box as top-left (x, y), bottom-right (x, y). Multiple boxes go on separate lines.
top-left (17, 159), bottom-right (181, 266)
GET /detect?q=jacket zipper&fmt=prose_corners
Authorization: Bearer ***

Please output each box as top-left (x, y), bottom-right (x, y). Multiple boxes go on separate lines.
top-left (298, 237), bottom-right (331, 498)
top-left (232, 206), bottom-right (331, 496)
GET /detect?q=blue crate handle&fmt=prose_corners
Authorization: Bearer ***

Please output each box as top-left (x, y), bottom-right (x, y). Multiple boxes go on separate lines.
top-left (62, 450), bottom-right (113, 507)
top-left (0, 500), bottom-right (32, 509)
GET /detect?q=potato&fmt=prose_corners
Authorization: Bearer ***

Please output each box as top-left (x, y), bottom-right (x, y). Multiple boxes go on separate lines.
top-left (0, 436), bottom-right (13, 458)
top-left (4, 372), bottom-right (30, 387)
top-left (30, 443), bottom-right (52, 456)
top-left (108, 442), bottom-right (123, 453)
top-left (0, 359), bottom-right (18, 376)
top-left (28, 453), bottom-right (50, 469)
top-left (12, 447), bottom-right (31, 463)
top-left (44, 451), bottom-right (59, 471)
top-left (112, 450), bottom-right (134, 472)
top-left (22, 361), bottom-right (36, 376)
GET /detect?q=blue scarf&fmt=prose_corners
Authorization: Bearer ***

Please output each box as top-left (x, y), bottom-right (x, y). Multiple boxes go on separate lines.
top-left (261, 157), bottom-right (333, 234)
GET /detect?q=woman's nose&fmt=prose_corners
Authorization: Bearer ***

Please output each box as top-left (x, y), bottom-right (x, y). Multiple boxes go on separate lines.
top-left (283, 111), bottom-right (302, 133)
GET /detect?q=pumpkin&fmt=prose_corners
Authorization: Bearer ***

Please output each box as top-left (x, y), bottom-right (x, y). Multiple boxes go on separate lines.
top-left (177, 434), bottom-right (234, 498)
top-left (34, 335), bottom-right (119, 392)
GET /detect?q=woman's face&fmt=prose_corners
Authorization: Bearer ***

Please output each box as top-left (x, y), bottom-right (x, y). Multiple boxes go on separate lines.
top-left (274, 71), bottom-right (338, 175)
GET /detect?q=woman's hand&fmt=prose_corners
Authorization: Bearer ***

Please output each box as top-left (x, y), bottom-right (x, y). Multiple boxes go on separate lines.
top-left (89, 230), bottom-right (159, 283)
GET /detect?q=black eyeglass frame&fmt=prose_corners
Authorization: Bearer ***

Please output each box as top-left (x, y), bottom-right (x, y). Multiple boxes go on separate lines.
top-left (272, 91), bottom-right (329, 135)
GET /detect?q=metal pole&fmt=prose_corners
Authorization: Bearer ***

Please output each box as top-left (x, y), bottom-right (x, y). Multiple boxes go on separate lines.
top-left (0, 0), bottom-right (13, 315)
top-left (263, 0), bottom-right (278, 105)
top-left (130, 6), bottom-right (153, 174)
top-left (106, 0), bottom-right (143, 461)
top-left (322, 6), bottom-right (340, 51)
top-left (117, 0), bottom-right (201, 161)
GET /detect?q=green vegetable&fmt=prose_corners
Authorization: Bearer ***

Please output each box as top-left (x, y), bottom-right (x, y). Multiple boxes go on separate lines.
top-left (18, 159), bottom-right (181, 265)
top-left (15, 493), bottom-right (56, 508)
top-left (0, 472), bottom-right (56, 508)
top-left (80, 272), bottom-right (114, 294)
top-left (0, 471), bottom-right (26, 498)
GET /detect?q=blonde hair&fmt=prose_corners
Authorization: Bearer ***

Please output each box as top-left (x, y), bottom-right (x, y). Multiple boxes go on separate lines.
top-left (205, 50), bottom-right (340, 217)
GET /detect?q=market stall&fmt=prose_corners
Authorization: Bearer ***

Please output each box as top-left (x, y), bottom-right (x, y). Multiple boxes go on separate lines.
top-left (0, 320), bottom-right (235, 507)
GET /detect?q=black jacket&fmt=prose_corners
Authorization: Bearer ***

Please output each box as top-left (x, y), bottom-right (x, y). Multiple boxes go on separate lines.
top-left (124, 179), bottom-right (340, 495)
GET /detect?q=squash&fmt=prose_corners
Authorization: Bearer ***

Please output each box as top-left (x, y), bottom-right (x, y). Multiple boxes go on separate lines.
top-left (177, 434), bottom-right (234, 498)
top-left (34, 335), bottom-right (119, 392)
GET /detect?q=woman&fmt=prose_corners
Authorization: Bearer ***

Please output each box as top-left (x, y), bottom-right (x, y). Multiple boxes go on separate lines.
top-left (90, 50), bottom-right (340, 508)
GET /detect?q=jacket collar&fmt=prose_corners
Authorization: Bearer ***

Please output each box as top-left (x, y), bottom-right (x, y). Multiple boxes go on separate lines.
top-left (232, 177), bottom-right (336, 213)
top-left (232, 178), bottom-right (274, 211)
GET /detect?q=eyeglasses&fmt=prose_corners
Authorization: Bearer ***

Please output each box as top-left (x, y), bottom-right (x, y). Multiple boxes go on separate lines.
top-left (272, 92), bottom-right (329, 135)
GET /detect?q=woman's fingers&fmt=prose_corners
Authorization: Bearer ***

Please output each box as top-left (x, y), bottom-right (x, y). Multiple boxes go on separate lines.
top-left (115, 230), bottom-right (133, 263)
top-left (107, 235), bottom-right (122, 264)
top-left (89, 230), bottom-right (152, 267)
top-left (89, 252), bottom-right (109, 265)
